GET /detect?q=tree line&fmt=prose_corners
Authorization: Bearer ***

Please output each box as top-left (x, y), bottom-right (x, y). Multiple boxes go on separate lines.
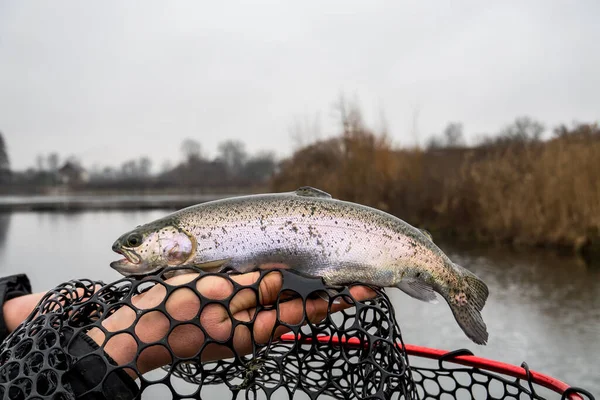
top-left (0, 135), bottom-right (276, 192)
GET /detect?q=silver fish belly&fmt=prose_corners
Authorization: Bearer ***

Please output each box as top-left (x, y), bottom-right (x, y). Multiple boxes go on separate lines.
top-left (160, 187), bottom-right (451, 290)
top-left (177, 192), bottom-right (429, 285)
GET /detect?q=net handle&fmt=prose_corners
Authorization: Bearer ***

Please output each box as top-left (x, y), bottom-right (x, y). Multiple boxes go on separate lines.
top-left (279, 334), bottom-right (585, 400)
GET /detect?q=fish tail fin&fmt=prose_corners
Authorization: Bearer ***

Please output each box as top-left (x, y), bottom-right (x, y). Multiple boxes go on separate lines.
top-left (447, 264), bottom-right (489, 345)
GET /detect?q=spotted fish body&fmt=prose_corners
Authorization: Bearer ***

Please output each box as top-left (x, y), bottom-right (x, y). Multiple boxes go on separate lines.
top-left (111, 187), bottom-right (489, 344)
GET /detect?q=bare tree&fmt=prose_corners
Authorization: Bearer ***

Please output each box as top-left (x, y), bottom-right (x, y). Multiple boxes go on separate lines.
top-left (332, 95), bottom-right (364, 136)
top-left (426, 122), bottom-right (465, 150)
top-left (217, 140), bottom-right (247, 175)
top-left (289, 113), bottom-right (322, 149)
top-left (36, 154), bottom-right (45, 171)
top-left (426, 135), bottom-right (445, 150)
top-left (181, 139), bottom-right (203, 163)
top-left (443, 122), bottom-right (465, 147)
top-left (139, 157), bottom-right (152, 177)
top-left (500, 117), bottom-right (544, 142)
top-left (121, 160), bottom-right (137, 178)
top-left (47, 153), bottom-right (60, 172)
top-left (0, 131), bottom-right (9, 172)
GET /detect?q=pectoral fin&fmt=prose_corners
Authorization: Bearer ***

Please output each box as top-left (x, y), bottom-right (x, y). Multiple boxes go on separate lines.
top-left (189, 258), bottom-right (231, 272)
top-left (397, 279), bottom-right (439, 304)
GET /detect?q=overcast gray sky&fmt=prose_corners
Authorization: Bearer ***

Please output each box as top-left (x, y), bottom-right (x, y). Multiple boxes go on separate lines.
top-left (1, 1), bottom-right (598, 171)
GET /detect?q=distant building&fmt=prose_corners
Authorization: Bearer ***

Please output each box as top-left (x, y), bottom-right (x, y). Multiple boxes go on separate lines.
top-left (58, 162), bottom-right (89, 185)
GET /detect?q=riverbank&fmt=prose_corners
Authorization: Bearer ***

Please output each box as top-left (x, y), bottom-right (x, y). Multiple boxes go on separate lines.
top-left (0, 193), bottom-right (237, 212)
top-left (272, 112), bottom-right (600, 262)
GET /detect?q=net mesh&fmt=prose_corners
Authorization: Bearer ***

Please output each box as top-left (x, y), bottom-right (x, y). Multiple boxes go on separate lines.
top-left (409, 356), bottom-right (595, 400)
top-left (0, 267), bottom-right (594, 400)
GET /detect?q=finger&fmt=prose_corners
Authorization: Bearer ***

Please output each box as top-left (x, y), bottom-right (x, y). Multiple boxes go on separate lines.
top-left (228, 270), bottom-right (284, 315)
top-left (235, 285), bottom-right (377, 346)
top-left (130, 273), bottom-right (201, 310)
top-left (228, 267), bottom-right (375, 315)
top-left (299, 285), bottom-right (376, 325)
top-left (243, 297), bottom-right (326, 345)
top-left (329, 285), bottom-right (377, 311)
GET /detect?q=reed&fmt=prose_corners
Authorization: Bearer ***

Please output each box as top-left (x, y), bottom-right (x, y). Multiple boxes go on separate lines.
top-left (272, 109), bottom-right (600, 257)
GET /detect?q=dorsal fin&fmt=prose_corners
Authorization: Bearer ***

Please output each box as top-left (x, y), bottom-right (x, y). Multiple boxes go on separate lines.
top-left (294, 186), bottom-right (332, 199)
top-left (419, 229), bottom-right (433, 241)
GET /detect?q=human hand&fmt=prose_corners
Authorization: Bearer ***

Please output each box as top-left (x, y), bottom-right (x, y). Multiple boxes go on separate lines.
top-left (87, 266), bottom-right (375, 376)
top-left (2, 292), bottom-right (47, 333)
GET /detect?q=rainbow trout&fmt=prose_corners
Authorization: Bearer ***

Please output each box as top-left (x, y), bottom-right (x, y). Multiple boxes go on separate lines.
top-left (111, 187), bottom-right (489, 344)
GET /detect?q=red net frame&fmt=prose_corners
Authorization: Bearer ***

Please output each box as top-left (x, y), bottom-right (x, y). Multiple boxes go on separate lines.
top-left (279, 334), bottom-right (594, 400)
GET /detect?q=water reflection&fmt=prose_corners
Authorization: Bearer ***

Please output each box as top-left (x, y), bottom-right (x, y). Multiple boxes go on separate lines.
top-left (444, 242), bottom-right (600, 326)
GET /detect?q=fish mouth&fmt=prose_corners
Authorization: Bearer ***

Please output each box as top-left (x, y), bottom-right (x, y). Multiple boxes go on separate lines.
top-left (110, 248), bottom-right (144, 275)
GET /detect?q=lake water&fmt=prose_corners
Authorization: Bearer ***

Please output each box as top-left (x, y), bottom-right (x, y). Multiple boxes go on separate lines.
top-left (0, 210), bottom-right (598, 398)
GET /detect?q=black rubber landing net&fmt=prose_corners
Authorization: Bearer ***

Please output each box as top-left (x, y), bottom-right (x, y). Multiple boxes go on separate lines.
top-left (0, 268), bottom-right (593, 400)
top-left (0, 268), bottom-right (416, 399)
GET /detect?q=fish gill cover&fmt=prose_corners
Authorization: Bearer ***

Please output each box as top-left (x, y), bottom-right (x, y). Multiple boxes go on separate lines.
top-left (0, 268), bottom-right (594, 399)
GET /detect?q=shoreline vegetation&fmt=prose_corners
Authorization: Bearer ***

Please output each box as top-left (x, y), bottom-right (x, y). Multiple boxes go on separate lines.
top-left (272, 104), bottom-right (600, 264)
top-left (1, 103), bottom-right (599, 262)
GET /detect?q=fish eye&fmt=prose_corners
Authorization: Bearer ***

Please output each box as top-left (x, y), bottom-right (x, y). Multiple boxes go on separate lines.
top-left (126, 233), bottom-right (143, 248)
